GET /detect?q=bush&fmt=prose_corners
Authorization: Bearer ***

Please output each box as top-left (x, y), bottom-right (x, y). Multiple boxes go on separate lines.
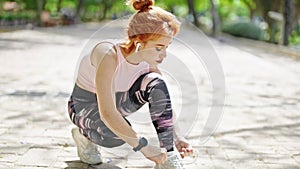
top-left (0, 12), bottom-right (13, 21)
top-left (222, 22), bottom-right (266, 41)
top-left (290, 31), bottom-right (300, 45)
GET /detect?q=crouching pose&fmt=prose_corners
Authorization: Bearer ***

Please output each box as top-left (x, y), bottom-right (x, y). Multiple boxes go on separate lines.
top-left (67, 0), bottom-right (194, 168)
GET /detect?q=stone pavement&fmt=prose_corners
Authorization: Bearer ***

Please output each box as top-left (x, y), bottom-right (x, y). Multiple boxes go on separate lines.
top-left (0, 20), bottom-right (300, 169)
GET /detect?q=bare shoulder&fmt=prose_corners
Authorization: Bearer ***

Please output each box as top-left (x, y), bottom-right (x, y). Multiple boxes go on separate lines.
top-left (91, 42), bottom-right (117, 68)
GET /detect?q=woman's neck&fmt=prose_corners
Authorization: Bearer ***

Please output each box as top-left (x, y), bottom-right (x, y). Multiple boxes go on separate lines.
top-left (119, 45), bottom-right (141, 65)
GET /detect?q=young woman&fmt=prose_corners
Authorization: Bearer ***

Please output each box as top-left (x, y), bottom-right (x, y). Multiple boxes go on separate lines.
top-left (67, 0), bottom-right (194, 168)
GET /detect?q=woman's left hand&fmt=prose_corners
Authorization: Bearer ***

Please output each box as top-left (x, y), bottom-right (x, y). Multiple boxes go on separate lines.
top-left (175, 137), bottom-right (194, 159)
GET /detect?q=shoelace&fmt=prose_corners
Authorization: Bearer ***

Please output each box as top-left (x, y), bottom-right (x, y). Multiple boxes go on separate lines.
top-left (168, 154), bottom-right (183, 167)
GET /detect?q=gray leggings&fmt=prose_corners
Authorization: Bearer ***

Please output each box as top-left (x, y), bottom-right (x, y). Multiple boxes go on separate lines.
top-left (68, 73), bottom-right (174, 151)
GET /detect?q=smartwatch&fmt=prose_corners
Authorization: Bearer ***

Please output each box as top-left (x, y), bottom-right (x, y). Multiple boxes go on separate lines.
top-left (133, 137), bottom-right (148, 152)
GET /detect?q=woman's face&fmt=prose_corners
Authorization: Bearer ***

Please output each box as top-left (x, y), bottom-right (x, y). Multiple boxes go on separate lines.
top-left (139, 36), bottom-right (172, 66)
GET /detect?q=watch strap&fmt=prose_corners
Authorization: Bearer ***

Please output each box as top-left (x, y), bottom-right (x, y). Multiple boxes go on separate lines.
top-left (133, 137), bottom-right (148, 152)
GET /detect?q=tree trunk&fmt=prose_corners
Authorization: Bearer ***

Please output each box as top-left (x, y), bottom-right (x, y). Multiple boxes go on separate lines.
top-left (36, 0), bottom-right (46, 26)
top-left (57, 0), bottom-right (62, 12)
top-left (102, 5), bottom-right (108, 20)
top-left (187, 0), bottom-right (200, 27)
top-left (210, 0), bottom-right (219, 37)
top-left (283, 0), bottom-right (294, 46)
top-left (75, 0), bottom-right (83, 23)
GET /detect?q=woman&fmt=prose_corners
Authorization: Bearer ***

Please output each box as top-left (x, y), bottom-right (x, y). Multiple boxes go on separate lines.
top-left (67, 0), bottom-right (194, 168)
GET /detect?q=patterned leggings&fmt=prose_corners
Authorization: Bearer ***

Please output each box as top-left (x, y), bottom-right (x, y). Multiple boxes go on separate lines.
top-left (68, 73), bottom-right (174, 151)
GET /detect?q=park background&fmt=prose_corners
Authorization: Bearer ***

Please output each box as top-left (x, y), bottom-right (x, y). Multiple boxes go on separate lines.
top-left (1, 0), bottom-right (300, 169)
top-left (1, 0), bottom-right (300, 47)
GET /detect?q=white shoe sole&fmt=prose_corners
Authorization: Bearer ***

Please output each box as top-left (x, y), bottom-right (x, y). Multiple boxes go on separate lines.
top-left (71, 127), bottom-right (103, 164)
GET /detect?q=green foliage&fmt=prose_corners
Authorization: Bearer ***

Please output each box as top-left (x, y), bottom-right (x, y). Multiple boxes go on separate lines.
top-left (289, 25), bottom-right (300, 45)
top-left (45, 0), bottom-right (59, 14)
top-left (0, 12), bottom-right (13, 21)
top-left (60, 0), bottom-right (77, 9)
top-left (218, 0), bottom-right (251, 22)
top-left (156, 0), bottom-right (188, 16)
top-left (289, 33), bottom-right (300, 45)
top-left (194, 0), bottom-right (210, 12)
top-left (0, 10), bottom-right (36, 20)
top-left (222, 21), bottom-right (265, 40)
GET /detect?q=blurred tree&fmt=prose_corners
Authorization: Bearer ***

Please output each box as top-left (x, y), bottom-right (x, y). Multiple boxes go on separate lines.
top-left (75, 0), bottom-right (83, 22)
top-left (293, 0), bottom-right (300, 28)
top-left (210, 0), bottom-right (220, 37)
top-left (240, 0), bottom-right (256, 20)
top-left (35, 0), bottom-right (46, 26)
top-left (156, 0), bottom-right (186, 15)
top-left (57, 0), bottom-right (62, 12)
top-left (254, 0), bottom-right (282, 43)
top-left (283, 0), bottom-right (294, 46)
top-left (100, 0), bottom-right (116, 20)
top-left (187, 0), bottom-right (200, 27)
top-left (22, 0), bottom-right (38, 10)
top-left (218, 0), bottom-right (234, 23)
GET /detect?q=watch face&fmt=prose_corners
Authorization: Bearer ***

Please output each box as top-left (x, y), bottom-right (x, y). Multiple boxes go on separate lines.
top-left (141, 137), bottom-right (148, 146)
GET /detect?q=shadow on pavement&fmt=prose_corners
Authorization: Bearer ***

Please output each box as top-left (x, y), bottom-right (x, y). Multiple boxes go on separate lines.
top-left (65, 160), bottom-right (121, 169)
top-left (216, 122), bottom-right (300, 136)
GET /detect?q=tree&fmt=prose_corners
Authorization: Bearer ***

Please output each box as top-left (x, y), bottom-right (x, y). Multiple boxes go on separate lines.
top-left (35, 0), bottom-right (46, 26)
top-left (254, 0), bottom-right (282, 43)
top-left (187, 0), bottom-right (200, 27)
top-left (57, 0), bottom-right (63, 12)
top-left (210, 0), bottom-right (220, 37)
top-left (75, 0), bottom-right (83, 22)
top-left (241, 0), bottom-right (256, 20)
top-left (100, 0), bottom-right (115, 20)
top-left (283, 0), bottom-right (294, 45)
top-left (293, 1), bottom-right (300, 28)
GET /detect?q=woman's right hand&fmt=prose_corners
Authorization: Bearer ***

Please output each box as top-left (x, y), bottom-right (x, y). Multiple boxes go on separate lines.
top-left (141, 144), bottom-right (167, 164)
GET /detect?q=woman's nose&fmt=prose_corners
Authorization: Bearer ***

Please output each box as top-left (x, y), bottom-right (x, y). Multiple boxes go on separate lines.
top-left (160, 48), bottom-right (167, 58)
top-left (160, 52), bottom-right (166, 59)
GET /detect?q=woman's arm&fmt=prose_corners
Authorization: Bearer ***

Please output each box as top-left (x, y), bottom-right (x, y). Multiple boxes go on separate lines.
top-left (93, 44), bottom-right (140, 147)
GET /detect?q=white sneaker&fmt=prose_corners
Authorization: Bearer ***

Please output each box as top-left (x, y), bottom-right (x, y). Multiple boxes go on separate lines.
top-left (71, 127), bottom-right (103, 164)
top-left (154, 151), bottom-right (184, 169)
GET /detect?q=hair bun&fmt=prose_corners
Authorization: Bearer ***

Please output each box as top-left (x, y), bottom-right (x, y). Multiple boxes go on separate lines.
top-left (127, 0), bottom-right (154, 11)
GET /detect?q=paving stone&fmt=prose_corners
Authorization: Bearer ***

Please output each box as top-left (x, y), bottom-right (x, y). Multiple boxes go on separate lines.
top-left (260, 154), bottom-right (299, 166)
top-left (0, 142), bottom-right (31, 155)
top-left (235, 145), bottom-right (276, 154)
top-left (266, 163), bottom-right (298, 169)
top-left (1, 22), bottom-right (300, 168)
top-left (0, 162), bottom-right (14, 169)
top-left (211, 159), bottom-right (234, 169)
top-left (231, 160), bottom-right (265, 169)
top-left (223, 148), bottom-right (260, 161)
top-left (292, 155), bottom-right (300, 165)
top-left (206, 148), bottom-right (228, 160)
top-left (15, 148), bottom-right (62, 167)
top-left (194, 157), bottom-right (215, 169)
top-left (215, 136), bottom-right (247, 149)
top-left (0, 153), bottom-right (19, 163)
top-left (201, 138), bottom-right (219, 148)
top-left (0, 128), bottom-right (8, 135)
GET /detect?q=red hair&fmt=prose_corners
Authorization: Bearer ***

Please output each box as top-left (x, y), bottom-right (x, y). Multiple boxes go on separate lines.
top-left (121, 0), bottom-right (181, 53)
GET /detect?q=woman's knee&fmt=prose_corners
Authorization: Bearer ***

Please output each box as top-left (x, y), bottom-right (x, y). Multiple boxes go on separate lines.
top-left (141, 72), bottom-right (165, 91)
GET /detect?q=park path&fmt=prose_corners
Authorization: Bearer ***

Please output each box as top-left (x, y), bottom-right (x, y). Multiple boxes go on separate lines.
top-left (0, 20), bottom-right (300, 169)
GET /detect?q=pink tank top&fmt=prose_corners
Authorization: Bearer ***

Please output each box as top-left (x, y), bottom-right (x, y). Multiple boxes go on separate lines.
top-left (76, 41), bottom-right (150, 93)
